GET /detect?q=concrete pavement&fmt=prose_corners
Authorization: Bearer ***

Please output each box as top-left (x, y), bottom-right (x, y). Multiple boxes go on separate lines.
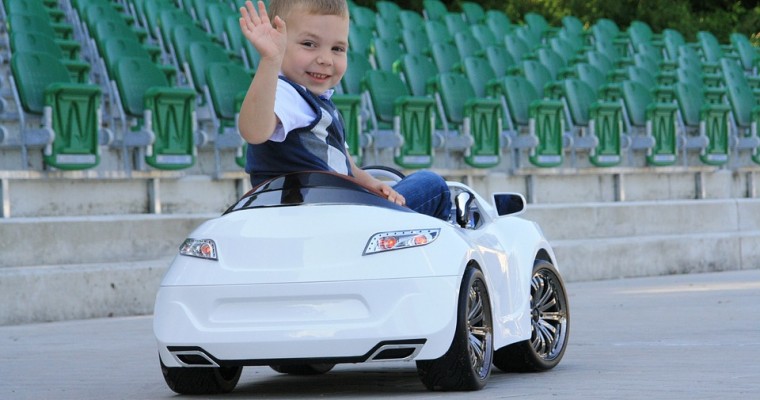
top-left (1, 269), bottom-right (759, 399)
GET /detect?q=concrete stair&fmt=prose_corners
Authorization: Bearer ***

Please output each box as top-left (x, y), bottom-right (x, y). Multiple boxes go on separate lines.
top-left (2, 198), bottom-right (759, 325)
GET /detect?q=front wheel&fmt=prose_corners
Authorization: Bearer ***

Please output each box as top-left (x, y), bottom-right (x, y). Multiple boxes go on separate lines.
top-left (160, 359), bottom-right (242, 395)
top-left (417, 266), bottom-right (493, 391)
top-left (493, 259), bottom-right (570, 372)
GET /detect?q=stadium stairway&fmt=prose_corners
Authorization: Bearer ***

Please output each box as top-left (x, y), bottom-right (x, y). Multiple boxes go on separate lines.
top-left (1, 172), bottom-right (760, 326)
top-left (1, 0), bottom-right (760, 325)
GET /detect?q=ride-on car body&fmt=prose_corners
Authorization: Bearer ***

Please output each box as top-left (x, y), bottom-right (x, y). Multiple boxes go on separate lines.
top-left (153, 170), bottom-right (569, 394)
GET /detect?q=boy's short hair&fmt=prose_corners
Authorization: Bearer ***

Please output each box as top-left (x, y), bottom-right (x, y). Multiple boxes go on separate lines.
top-left (269, 0), bottom-right (349, 20)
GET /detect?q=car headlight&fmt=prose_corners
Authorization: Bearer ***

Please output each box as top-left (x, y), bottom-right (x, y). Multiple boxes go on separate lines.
top-left (363, 229), bottom-right (440, 255)
top-left (179, 238), bottom-right (218, 260)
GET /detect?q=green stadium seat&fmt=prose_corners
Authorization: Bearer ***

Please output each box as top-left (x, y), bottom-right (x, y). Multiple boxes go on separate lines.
top-left (334, 50), bottom-right (371, 164)
top-left (491, 75), bottom-right (565, 168)
top-left (375, 14), bottom-right (402, 41)
top-left (591, 18), bottom-right (628, 54)
top-left (509, 60), bottom-right (553, 98)
top-left (350, 5), bottom-right (376, 32)
top-left (720, 58), bottom-right (760, 164)
top-left (462, 56), bottom-right (498, 98)
top-left (393, 53), bottom-right (439, 97)
top-left (454, 30), bottom-right (483, 60)
top-left (503, 33), bottom-right (532, 62)
top-left (362, 70), bottom-right (437, 169)
top-left (424, 20), bottom-right (454, 45)
top-left (341, 51), bottom-right (373, 95)
top-left (8, 51), bottom-right (103, 170)
top-left (371, 37), bottom-right (404, 71)
top-left (621, 80), bottom-right (680, 166)
top-left (422, 0), bottom-right (448, 21)
top-left (627, 20), bottom-right (663, 50)
top-left (7, 14), bottom-right (81, 60)
top-left (673, 82), bottom-right (732, 165)
top-left (729, 33), bottom-right (760, 73)
top-left (561, 15), bottom-right (585, 37)
top-left (224, 14), bottom-right (260, 70)
top-left (430, 41), bottom-right (462, 73)
top-left (203, 62), bottom-right (249, 170)
top-left (470, 24), bottom-right (498, 49)
top-left (113, 56), bottom-right (198, 170)
top-left (485, 9), bottom-right (512, 40)
top-left (349, 24), bottom-right (373, 58)
top-left (696, 31), bottom-right (737, 64)
top-left (399, 9), bottom-right (425, 31)
top-left (513, 25), bottom-right (543, 51)
top-left (460, 2), bottom-right (485, 24)
top-left (400, 26), bottom-right (431, 56)
top-left (5, 0), bottom-right (73, 39)
top-left (662, 28), bottom-right (686, 61)
top-left (101, 37), bottom-right (177, 86)
top-left (549, 36), bottom-right (581, 65)
top-left (205, 2), bottom-right (236, 45)
top-left (376, 1), bottom-right (402, 21)
top-left (9, 32), bottom-right (90, 84)
top-left (165, 9), bottom-right (208, 66)
top-left (429, 72), bottom-right (502, 168)
top-left (524, 12), bottom-right (558, 41)
top-left (558, 79), bottom-right (624, 167)
top-left (443, 13), bottom-right (467, 37)
top-left (484, 45), bottom-right (516, 77)
top-left (185, 41), bottom-right (231, 95)
top-left (535, 47), bottom-right (566, 79)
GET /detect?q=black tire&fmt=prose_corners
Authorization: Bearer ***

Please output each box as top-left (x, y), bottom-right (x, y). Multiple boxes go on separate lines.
top-left (269, 363), bottom-right (335, 375)
top-left (416, 266), bottom-right (493, 391)
top-left (493, 259), bottom-right (570, 372)
top-left (160, 359), bottom-right (242, 395)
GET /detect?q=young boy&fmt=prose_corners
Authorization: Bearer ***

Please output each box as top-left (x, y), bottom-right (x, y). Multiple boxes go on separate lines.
top-left (238, 0), bottom-right (450, 220)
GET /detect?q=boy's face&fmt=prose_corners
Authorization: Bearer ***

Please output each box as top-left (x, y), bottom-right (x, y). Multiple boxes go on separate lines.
top-left (281, 6), bottom-right (349, 95)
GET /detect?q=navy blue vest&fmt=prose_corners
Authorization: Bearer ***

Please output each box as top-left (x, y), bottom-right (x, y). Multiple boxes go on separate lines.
top-left (245, 77), bottom-right (353, 187)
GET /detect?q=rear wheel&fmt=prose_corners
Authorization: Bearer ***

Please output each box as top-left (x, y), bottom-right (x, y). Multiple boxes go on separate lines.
top-left (160, 359), bottom-right (242, 395)
top-left (493, 259), bottom-right (569, 372)
top-left (270, 364), bottom-right (335, 375)
top-left (417, 266), bottom-right (493, 391)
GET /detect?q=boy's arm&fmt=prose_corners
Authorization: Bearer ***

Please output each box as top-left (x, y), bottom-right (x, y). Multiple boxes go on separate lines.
top-left (349, 157), bottom-right (406, 206)
top-left (238, 1), bottom-right (287, 144)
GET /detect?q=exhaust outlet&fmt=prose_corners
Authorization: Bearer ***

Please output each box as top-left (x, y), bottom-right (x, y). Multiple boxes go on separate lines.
top-left (367, 343), bottom-right (424, 362)
top-left (171, 350), bottom-right (220, 367)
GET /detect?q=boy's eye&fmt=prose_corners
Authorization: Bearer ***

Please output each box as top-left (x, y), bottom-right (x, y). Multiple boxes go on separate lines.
top-left (332, 46), bottom-right (346, 53)
top-left (301, 41), bottom-right (317, 48)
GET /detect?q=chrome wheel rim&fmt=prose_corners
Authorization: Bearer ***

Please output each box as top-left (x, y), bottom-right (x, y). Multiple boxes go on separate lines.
top-left (467, 279), bottom-right (493, 377)
top-left (530, 268), bottom-right (569, 361)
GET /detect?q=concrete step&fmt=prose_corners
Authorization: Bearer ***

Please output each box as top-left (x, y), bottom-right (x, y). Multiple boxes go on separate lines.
top-left (0, 214), bottom-right (216, 268)
top-left (3, 199), bottom-right (760, 325)
top-left (522, 198), bottom-right (760, 240)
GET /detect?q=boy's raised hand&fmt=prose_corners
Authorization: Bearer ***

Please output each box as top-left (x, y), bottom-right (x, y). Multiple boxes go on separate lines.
top-left (239, 0), bottom-right (286, 62)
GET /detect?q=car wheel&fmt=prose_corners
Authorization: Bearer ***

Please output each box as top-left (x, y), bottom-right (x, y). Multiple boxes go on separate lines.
top-left (160, 359), bottom-right (242, 395)
top-left (493, 259), bottom-right (569, 372)
top-left (417, 266), bottom-right (493, 391)
top-left (269, 364), bottom-right (335, 375)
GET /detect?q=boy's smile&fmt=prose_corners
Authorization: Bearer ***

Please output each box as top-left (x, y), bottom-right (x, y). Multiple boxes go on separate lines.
top-left (280, 6), bottom-right (349, 95)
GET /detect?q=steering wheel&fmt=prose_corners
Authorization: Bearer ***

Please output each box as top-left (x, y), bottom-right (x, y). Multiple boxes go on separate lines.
top-left (361, 165), bottom-right (405, 185)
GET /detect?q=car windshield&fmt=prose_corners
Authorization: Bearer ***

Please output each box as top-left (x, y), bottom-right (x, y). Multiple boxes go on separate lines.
top-left (224, 172), bottom-right (412, 215)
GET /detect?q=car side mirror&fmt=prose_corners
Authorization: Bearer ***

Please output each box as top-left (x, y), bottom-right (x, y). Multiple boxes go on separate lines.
top-left (454, 191), bottom-right (474, 228)
top-left (493, 193), bottom-right (526, 216)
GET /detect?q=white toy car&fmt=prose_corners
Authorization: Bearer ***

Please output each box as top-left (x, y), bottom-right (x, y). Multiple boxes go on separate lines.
top-left (153, 169), bottom-right (569, 394)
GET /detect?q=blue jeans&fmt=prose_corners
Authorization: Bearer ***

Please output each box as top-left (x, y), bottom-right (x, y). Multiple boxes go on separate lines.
top-left (393, 170), bottom-right (451, 221)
